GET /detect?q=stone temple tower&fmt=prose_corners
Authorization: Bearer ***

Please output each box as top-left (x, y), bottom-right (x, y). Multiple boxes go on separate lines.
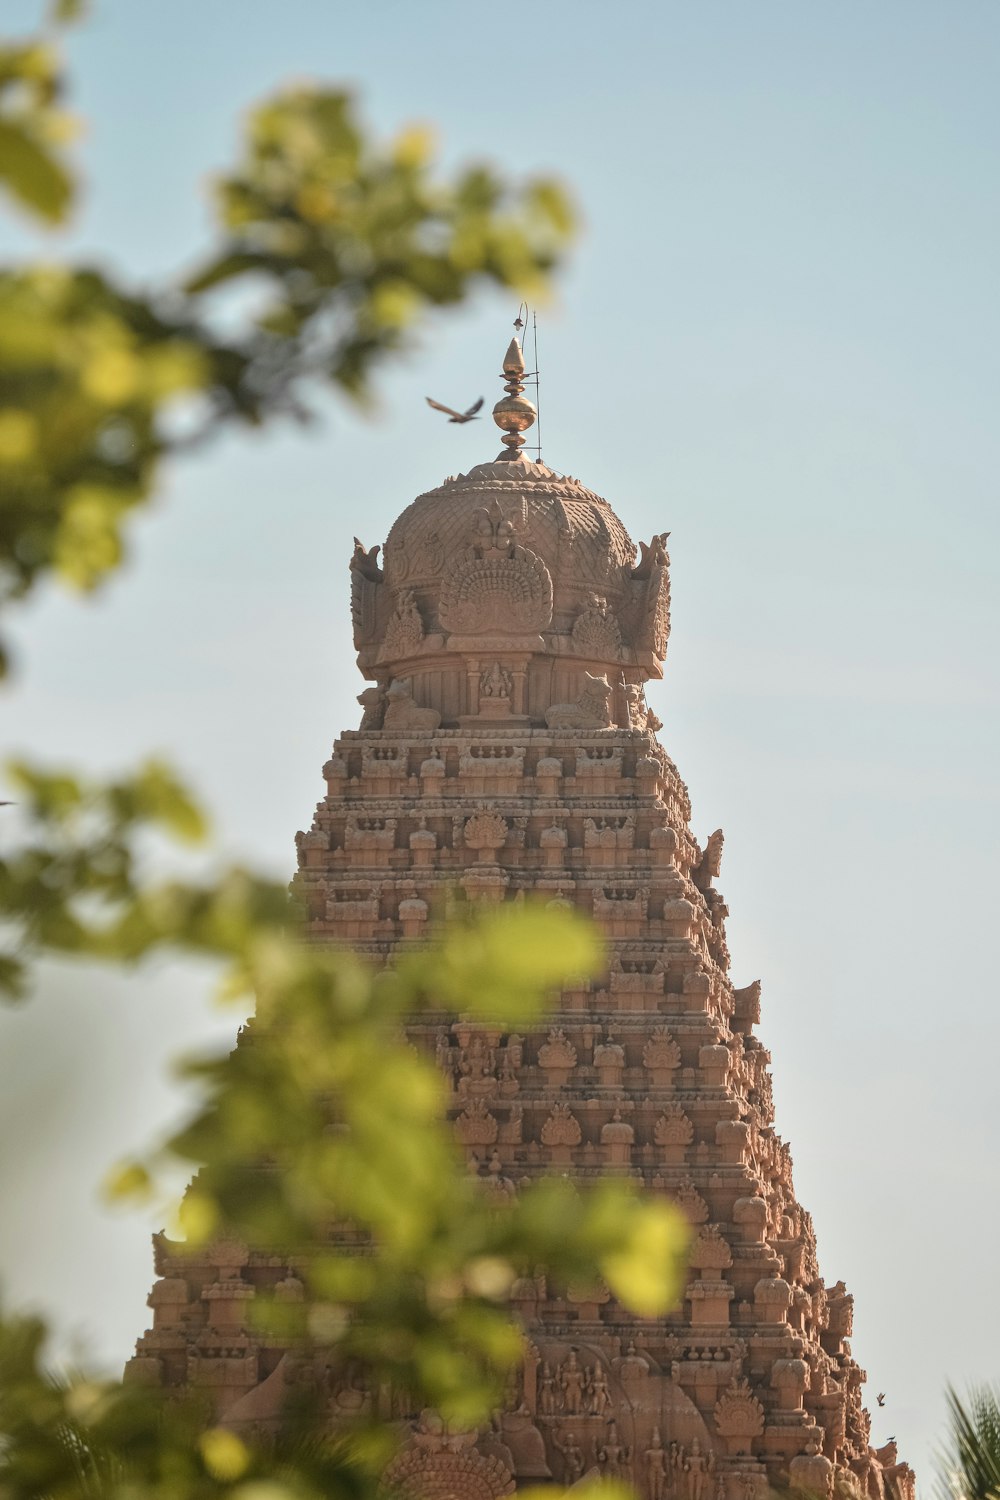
top-left (129, 336), bottom-right (913, 1500)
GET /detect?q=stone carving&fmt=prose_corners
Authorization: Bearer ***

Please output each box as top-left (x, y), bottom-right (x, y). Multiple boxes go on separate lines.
top-left (654, 1105), bottom-right (693, 1152)
top-left (381, 588), bottom-right (425, 659)
top-left (357, 684), bottom-right (386, 729)
top-left (584, 815), bottom-right (634, 852)
top-left (558, 1348), bottom-right (586, 1414)
top-left (382, 677), bottom-right (441, 730)
top-left (480, 661), bottom-right (512, 699)
top-left (714, 1380), bottom-right (765, 1451)
top-left (552, 1426), bottom-right (585, 1484)
top-left (690, 1223), bottom-right (733, 1272)
top-left (464, 810), bottom-right (509, 856)
top-left (544, 672), bottom-right (614, 730)
top-left (135, 334), bottom-right (909, 1500)
top-left (681, 1439), bottom-right (714, 1500)
top-left (588, 1360), bottom-right (612, 1416)
top-left (600, 1108), bottom-right (634, 1165)
top-left (540, 1102), bottom-right (582, 1148)
top-left (383, 1412), bottom-right (515, 1500)
top-left (345, 816), bottom-right (396, 850)
top-left (826, 1279), bottom-right (854, 1342)
top-left (537, 1027), bottom-right (577, 1085)
top-left (631, 532), bottom-right (671, 661)
top-left (631, 532), bottom-right (669, 581)
top-left (674, 1179), bottom-right (710, 1224)
top-left (733, 979), bottom-right (762, 1027)
top-left (789, 1443), bottom-right (834, 1498)
top-left (593, 1028), bottom-right (625, 1085)
top-left (454, 1100), bottom-right (498, 1148)
top-left (350, 538), bottom-right (383, 581)
top-left (571, 593), bottom-right (622, 657)
top-left (643, 1026), bottom-right (682, 1085)
top-left (350, 539), bottom-right (383, 650)
top-left (595, 1418), bottom-right (631, 1479)
top-left (693, 828), bottom-right (725, 892)
top-left (439, 499), bottom-right (553, 635)
top-left (499, 1406), bottom-right (551, 1480)
top-left (624, 681), bottom-right (659, 731)
top-left (643, 1429), bottom-right (670, 1500)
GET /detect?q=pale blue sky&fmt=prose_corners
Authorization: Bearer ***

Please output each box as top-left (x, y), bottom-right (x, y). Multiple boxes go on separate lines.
top-left (2, 0), bottom-right (999, 1483)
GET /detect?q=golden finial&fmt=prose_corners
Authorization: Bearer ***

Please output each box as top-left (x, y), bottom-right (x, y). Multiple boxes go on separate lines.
top-left (492, 325), bottom-right (536, 461)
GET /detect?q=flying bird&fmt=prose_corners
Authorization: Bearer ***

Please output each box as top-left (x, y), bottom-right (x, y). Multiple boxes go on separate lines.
top-left (876, 1394), bottom-right (886, 1407)
top-left (425, 396), bottom-right (484, 424)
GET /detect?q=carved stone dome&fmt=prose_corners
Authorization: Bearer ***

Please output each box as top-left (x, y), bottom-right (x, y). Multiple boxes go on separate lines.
top-left (383, 457), bottom-right (638, 639)
top-left (349, 432), bottom-right (670, 729)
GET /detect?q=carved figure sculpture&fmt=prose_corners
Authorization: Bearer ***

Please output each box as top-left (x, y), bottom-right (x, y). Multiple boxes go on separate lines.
top-left (538, 1362), bottom-right (557, 1415)
top-left (645, 1427), bottom-right (669, 1500)
top-left (624, 682), bottom-right (649, 730)
top-left (544, 672), bottom-right (614, 730)
top-left (597, 1419), bottom-right (631, 1480)
top-left (480, 661), bottom-right (512, 698)
top-left (684, 1439), bottom-right (714, 1500)
top-left (553, 1427), bottom-right (584, 1485)
top-left (559, 1349), bottom-right (585, 1415)
top-left (382, 588), bottom-right (425, 658)
top-left (571, 593), bottom-right (622, 656)
top-left (350, 538), bottom-right (383, 581)
top-left (356, 685), bottom-right (386, 730)
top-left (631, 532), bottom-right (670, 580)
top-left (693, 828), bottom-right (725, 891)
top-left (588, 1361), bottom-right (612, 1416)
top-left (382, 678), bottom-right (441, 730)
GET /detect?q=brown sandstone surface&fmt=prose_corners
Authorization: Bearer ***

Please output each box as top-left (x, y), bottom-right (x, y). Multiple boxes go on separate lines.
top-left (129, 339), bottom-right (913, 1500)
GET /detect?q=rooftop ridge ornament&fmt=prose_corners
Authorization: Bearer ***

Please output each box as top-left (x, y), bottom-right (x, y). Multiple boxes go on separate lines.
top-left (492, 330), bottom-right (537, 461)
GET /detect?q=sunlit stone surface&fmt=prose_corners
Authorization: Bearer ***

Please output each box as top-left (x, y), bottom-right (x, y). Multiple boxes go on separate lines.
top-left (129, 340), bottom-right (913, 1500)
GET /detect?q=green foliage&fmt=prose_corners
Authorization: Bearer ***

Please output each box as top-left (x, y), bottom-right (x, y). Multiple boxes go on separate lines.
top-left (0, 267), bottom-right (211, 620)
top-left (0, 759), bottom-right (217, 995)
top-left (0, 1302), bottom-right (381, 1500)
top-left (0, 19), bottom-right (573, 672)
top-left (0, 11), bottom-right (687, 1500)
top-left (938, 1386), bottom-right (1000, 1500)
top-left (0, 37), bottom-right (76, 224)
top-left (393, 900), bottom-right (603, 1022)
top-left (111, 904), bottom-right (688, 1421)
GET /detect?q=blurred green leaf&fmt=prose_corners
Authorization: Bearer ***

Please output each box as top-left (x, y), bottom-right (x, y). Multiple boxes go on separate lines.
top-left (411, 901), bottom-right (603, 1021)
top-left (601, 1199), bottom-right (690, 1316)
top-left (0, 119), bottom-right (72, 222)
top-left (51, 0), bottom-right (89, 21)
top-left (0, 20), bottom-right (691, 1500)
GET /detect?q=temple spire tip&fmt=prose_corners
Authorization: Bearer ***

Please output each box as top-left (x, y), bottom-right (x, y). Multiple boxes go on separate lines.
top-left (492, 322), bottom-right (535, 461)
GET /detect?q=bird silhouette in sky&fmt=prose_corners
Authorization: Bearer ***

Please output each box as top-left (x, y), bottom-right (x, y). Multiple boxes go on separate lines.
top-left (876, 1393), bottom-right (886, 1407)
top-left (425, 396), bottom-right (484, 424)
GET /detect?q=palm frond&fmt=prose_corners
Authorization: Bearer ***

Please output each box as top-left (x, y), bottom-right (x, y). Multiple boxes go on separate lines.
top-left (937, 1384), bottom-right (1000, 1500)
